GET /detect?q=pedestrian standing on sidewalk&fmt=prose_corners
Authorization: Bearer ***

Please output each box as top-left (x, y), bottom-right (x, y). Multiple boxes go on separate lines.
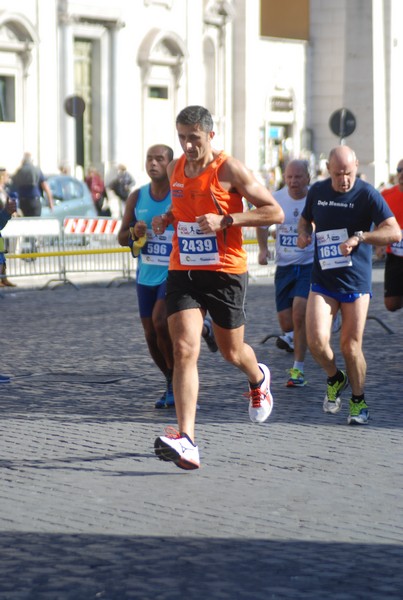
top-left (11, 152), bottom-right (53, 216)
top-left (379, 159), bottom-right (403, 312)
top-left (0, 192), bottom-right (18, 382)
top-left (0, 168), bottom-right (16, 287)
top-left (152, 105), bottom-right (284, 470)
top-left (297, 145), bottom-right (401, 425)
top-left (85, 167), bottom-right (108, 216)
top-left (108, 164), bottom-right (135, 217)
top-left (118, 143), bottom-right (218, 409)
top-left (257, 159), bottom-right (313, 387)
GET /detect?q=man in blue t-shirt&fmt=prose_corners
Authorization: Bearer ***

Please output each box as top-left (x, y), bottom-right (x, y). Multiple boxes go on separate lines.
top-left (297, 145), bottom-right (401, 425)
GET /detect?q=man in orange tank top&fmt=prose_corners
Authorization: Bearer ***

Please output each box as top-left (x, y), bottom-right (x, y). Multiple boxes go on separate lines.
top-left (152, 105), bottom-right (284, 470)
top-left (380, 159), bottom-right (403, 312)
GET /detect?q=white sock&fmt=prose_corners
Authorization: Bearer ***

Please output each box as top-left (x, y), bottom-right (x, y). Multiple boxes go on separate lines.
top-left (293, 361), bottom-right (304, 372)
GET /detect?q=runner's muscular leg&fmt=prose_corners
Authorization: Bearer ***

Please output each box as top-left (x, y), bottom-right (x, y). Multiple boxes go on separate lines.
top-left (339, 295), bottom-right (370, 395)
top-left (292, 296), bottom-right (308, 363)
top-left (306, 291), bottom-right (339, 376)
top-left (214, 324), bottom-right (263, 384)
top-left (141, 316), bottom-right (169, 375)
top-left (168, 308), bottom-right (203, 441)
top-left (152, 298), bottom-right (173, 371)
top-left (277, 307), bottom-right (293, 333)
top-left (384, 296), bottom-right (403, 312)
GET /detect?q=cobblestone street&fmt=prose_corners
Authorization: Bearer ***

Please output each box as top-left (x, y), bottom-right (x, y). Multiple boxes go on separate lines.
top-left (0, 266), bottom-right (402, 599)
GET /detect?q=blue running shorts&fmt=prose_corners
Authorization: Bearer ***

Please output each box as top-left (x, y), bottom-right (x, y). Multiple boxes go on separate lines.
top-left (136, 280), bottom-right (167, 318)
top-left (275, 264), bottom-right (312, 312)
top-left (311, 283), bottom-right (371, 303)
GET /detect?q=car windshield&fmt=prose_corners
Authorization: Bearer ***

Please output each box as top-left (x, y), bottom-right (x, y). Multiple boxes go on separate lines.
top-left (47, 178), bottom-right (62, 201)
top-left (48, 176), bottom-right (84, 202)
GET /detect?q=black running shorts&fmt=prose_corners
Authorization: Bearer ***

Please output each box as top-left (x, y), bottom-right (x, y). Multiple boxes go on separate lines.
top-left (384, 253), bottom-right (403, 297)
top-left (166, 270), bottom-right (248, 329)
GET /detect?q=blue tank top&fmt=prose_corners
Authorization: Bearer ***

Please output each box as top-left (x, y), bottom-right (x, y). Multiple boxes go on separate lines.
top-left (135, 184), bottom-right (173, 286)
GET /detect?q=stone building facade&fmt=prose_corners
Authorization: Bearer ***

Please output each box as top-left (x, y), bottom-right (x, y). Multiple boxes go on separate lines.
top-left (0, 0), bottom-right (401, 187)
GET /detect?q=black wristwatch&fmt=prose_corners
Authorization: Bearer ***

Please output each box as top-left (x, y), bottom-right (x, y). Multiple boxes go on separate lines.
top-left (354, 230), bottom-right (365, 243)
top-left (221, 214), bottom-right (234, 229)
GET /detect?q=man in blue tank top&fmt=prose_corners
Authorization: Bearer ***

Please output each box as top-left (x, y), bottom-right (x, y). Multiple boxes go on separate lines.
top-left (118, 145), bottom-right (175, 408)
top-left (118, 144), bottom-right (217, 409)
top-left (298, 145), bottom-right (401, 425)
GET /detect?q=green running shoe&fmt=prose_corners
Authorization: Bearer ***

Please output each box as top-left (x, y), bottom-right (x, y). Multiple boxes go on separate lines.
top-left (347, 399), bottom-right (369, 425)
top-left (323, 370), bottom-right (349, 414)
top-left (286, 368), bottom-right (306, 387)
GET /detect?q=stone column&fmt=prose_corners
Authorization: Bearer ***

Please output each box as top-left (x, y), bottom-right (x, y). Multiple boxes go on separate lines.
top-left (108, 21), bottom-right (125, 170)
top-left (58, 11), bottom-right (76, 173)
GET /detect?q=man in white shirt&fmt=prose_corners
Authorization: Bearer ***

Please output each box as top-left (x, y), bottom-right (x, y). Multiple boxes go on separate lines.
top-left (257, 160), bottom-right (313, 387)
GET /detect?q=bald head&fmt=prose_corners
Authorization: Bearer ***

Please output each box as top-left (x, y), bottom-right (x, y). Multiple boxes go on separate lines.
top-left (327, 145), bottom-right (358, 193)
top-left (284, 160), bottom-right (310, 200)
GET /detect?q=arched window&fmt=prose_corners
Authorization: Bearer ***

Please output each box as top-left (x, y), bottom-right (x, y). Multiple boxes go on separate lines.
top-left (0, 13), bottom-right (37, 166)
top-left (137, 29), bottom-right (187, 157)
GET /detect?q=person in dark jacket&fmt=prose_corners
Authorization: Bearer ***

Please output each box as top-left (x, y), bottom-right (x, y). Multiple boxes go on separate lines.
top-left (11, 152), bottom-right (53, 216)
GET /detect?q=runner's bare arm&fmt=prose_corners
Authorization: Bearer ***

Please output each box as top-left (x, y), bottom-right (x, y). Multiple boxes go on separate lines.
top-left (197, 157), bottom-right (284, 232)
top-left (151, 161), bottom-right (176, 235)
top-left (352, 217), bottom-right (401, 247)
top-left (340, 216), bottom-right (402, 256)
top-left (256, 226), bottom-right (270, 265)
top-left (117, 189), bottom-right (139, 246)
top-left (297, 215), bottom-right (313, 248)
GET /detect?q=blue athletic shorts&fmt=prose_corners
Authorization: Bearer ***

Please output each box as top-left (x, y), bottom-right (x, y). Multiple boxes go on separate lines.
top-left (136, 280), bottom-right (167, 318)
top-left (275, 264), bottom-right (312, 312)
top-left (311, 283), bottom-right (371, 303)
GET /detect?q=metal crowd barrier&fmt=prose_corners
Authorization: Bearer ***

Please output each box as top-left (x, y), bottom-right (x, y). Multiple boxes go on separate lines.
top-left (243, 226), bottom-right (276, 280)
top-left (1, 218), bottom-right (275, 289)
top-left (2, 217), bottom-right (134, 288)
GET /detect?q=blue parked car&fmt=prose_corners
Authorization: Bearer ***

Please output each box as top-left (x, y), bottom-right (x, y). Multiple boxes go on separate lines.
top-left (40, 175), bottom-right (97, 223)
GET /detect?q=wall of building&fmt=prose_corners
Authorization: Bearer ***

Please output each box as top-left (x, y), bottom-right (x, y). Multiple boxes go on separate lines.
top-left (307, 0), bottom-right (403, 186)
top-left (0, 1), bottom-right (59, 173)
top-left (0, 0), bottom-right (402, 189)
top-left (0, 0), bottom-right (237, 183)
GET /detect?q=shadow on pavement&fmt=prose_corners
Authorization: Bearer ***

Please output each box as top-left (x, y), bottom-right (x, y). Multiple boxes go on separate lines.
top-left (1, 533), bottom-right (402, 599)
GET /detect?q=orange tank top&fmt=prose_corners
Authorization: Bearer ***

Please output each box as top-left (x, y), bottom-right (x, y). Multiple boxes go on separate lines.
top-left (169, 152), bottom-right (247, 273)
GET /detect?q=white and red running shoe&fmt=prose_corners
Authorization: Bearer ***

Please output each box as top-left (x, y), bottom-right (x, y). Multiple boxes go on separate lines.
top-left (246, 363), bottom-right (274, 424)
top-left (154, 427), bottom-right (200, 470)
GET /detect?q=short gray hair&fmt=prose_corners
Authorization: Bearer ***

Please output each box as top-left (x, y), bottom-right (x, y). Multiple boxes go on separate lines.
top-left (176, 106), bottom-right (214, 133)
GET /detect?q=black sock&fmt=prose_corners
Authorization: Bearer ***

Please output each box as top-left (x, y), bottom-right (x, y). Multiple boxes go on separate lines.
top-left (352, 394), bottom-right (365, 403)
top-left (327, 369), bottom-right (344, 385)
top-left (249, 376), bottom-right (264, 390)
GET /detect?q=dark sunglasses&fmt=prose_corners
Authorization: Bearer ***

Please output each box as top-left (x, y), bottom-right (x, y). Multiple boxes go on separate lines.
top-left (397, 168), bottom-right (403, 173)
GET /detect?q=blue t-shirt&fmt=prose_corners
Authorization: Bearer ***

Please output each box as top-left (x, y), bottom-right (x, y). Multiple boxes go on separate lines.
top-left (135, 184), bottom-right (173, 287)
top-left (302, 178), bottom-right (393, 294)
